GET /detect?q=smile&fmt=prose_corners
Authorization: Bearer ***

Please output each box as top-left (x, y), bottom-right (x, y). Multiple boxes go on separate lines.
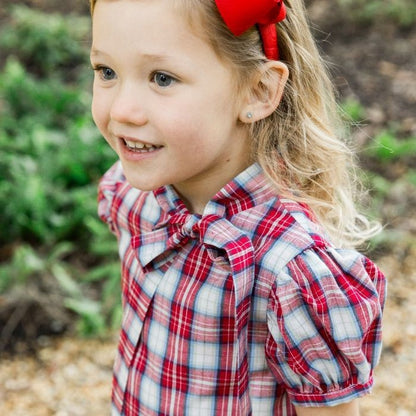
top-left (123, 139), bottom-right (161, 153)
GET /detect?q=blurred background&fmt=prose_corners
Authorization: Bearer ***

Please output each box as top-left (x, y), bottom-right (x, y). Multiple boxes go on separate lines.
top-left (0, 0), bottom-right (415, 415)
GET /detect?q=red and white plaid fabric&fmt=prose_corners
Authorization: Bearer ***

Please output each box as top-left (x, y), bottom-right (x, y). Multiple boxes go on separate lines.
top-left (98, 162), bottom-right (386, 416)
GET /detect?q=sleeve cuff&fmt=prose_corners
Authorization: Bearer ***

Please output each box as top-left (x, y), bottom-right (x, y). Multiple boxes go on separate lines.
top-left (288, 376), bottom-right (373, 407)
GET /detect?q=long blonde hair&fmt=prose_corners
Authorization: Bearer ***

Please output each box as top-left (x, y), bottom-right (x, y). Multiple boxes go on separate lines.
top-left (89, 0), bottom-right (380, 248)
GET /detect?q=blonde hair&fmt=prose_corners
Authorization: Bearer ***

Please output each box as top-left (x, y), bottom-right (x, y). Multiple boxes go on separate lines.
top-left (89, 0), bottom-right (380, 248)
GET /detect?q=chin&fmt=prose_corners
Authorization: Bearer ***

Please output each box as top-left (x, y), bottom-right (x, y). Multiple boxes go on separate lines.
top-left (127, 180), bottom-right (157, 192)
top-left (124, 175), bottom-right (163, 192)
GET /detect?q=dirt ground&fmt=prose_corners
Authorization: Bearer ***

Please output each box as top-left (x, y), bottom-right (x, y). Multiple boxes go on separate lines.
top-left (1, 0), bottom-right (415, 415)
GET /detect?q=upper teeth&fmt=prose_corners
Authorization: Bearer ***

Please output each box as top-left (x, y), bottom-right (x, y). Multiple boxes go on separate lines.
top-left (125, 140), bottom-right (155, 149)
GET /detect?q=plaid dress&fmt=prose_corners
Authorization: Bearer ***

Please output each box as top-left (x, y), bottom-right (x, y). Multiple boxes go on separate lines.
top-left (98, 162), bottom-right (386, 416)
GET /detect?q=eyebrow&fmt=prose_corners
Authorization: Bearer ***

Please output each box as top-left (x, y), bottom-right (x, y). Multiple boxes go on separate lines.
top-left (90, 48), bottom-right (108, 57)
top-left (141, 54), bottom-right (173, 63)
top-left (90, 48), bottom-right (178, 64)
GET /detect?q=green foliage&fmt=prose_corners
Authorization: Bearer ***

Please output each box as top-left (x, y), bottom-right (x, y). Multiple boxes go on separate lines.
top-left (362, 171), bottom-right (392, 214)
top-left (407, 170), bottom-right (416, 187)
top-left (366, 130), bottom-right (416, 162)
top-left (65, 298), bottom-right (107, 336)
top-left (0, 6), bottom-right (120, 337)
top-left (0, 5), bottom-right (90, 79)
top-left (340, 98), bottom-right (366, 123)
top-left (0, 58), bottom-right (88, 132)
top-left (336, 0), bottom-right (416, 27)
top-left (84, 216), bottom-right (122, 331)
top-left (0, 61), bottom-right (114, 244)
top-left (362, 128), bottom-right (416, 254)
top-left (0, 242), bottom-right (111, 337)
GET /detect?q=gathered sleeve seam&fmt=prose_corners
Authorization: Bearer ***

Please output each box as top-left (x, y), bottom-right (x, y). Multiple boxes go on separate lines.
top-left (287, 375), bottom-right (374, 407)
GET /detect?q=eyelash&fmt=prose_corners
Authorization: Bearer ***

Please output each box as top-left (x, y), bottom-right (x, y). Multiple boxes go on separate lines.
top-left (92, 65), bottom-right (116, 81)
top-left (150, 71), bottom-right (176, 88)
top-left (91, 66), bottom-right (177, 88)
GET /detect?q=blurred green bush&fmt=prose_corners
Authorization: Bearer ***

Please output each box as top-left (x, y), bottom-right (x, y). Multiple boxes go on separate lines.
top-left (0, 6), bottom-right (121, 340)
top-left (336, 0), bottom-right (416, 27)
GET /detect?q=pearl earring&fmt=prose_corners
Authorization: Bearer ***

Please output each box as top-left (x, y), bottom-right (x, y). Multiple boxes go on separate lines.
top-left (246, 112), bottom-right (253, 119)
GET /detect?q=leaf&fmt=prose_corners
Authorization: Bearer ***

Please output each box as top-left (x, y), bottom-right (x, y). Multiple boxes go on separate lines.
top-left (51, 264), bottom-right (82, 298)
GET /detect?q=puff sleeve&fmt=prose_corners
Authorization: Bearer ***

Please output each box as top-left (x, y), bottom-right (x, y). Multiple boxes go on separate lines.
top-left (265, 245), bottom-right (386, 407)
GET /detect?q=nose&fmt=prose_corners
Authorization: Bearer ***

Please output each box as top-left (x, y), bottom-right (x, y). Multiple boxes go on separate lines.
top-left (110, 81), bottom-right (147, 125)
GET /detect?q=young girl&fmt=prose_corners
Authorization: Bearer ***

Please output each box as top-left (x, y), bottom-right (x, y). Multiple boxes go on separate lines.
top-left (89, 0), bottom-right (386, 414)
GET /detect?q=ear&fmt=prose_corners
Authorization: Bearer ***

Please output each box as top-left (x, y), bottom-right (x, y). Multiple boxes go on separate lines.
top-left (239, 61), bottom-right (288, 123)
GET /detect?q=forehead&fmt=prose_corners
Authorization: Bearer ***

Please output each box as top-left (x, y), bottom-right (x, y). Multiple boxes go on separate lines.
top-left (92, 1), bottom-right (195, 51)
top-left (91, 0), bottom-right (198, 19)
top-left (90, 0), bottom-right (235, 78)
top-left (92, 0), bottom-right (226, 59)
top-left (91, 0), bottom-right (210, 41)
top-left (91, 0), bottom-right (205, 40)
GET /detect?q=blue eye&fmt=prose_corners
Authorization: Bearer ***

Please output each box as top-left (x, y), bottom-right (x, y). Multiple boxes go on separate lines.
top-left (153, 72), bottom-right (175, 87)
top-left (101, 67), bottom-right (116, 80)
top-left (94, 66), bottom-right (116, 81)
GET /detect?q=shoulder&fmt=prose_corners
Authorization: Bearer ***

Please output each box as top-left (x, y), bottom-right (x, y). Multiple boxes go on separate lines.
top-left (235, 193), bottom-right (385, 303)
top-left (233, 194), bottom-right (327, 271)
top-left (261, 195), bottom-right (385, 298)
top-left (97, 161), bottom-right (160, 236)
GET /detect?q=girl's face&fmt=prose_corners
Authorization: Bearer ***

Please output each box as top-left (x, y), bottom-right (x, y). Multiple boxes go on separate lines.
top-left (91, 0), bottom-right (252, 213)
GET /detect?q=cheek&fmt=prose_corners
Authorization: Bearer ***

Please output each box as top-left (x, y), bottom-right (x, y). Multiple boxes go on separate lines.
top-left (91, 91), bottom-right (109, 133)
top-left (165, 119), bottom-right (205, 152)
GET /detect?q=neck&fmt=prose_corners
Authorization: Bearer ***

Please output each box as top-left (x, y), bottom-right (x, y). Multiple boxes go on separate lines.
top-left (174, 159), bottom-right (251, 215)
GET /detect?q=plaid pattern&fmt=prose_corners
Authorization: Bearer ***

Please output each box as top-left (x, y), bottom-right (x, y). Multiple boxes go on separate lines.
top-left (98, 162), bottom-right (386, 416)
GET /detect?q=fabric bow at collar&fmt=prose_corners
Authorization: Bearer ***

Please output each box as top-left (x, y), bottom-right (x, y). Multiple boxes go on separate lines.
top-left (215, 0), bottom-right (286, 60)
top-left (131, 212), bottom-right (256, 412)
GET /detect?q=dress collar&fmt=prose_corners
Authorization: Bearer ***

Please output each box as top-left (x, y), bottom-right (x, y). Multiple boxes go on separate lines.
top-left (152, 163), bottom-right (275, 221)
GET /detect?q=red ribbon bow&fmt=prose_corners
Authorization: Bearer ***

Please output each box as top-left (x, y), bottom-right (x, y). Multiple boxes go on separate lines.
top-left (215, 0), bottom-right (286, 60)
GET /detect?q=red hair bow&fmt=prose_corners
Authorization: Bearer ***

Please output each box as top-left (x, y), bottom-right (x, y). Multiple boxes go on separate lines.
top-left (215, 0), bottom-right (286, 60)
